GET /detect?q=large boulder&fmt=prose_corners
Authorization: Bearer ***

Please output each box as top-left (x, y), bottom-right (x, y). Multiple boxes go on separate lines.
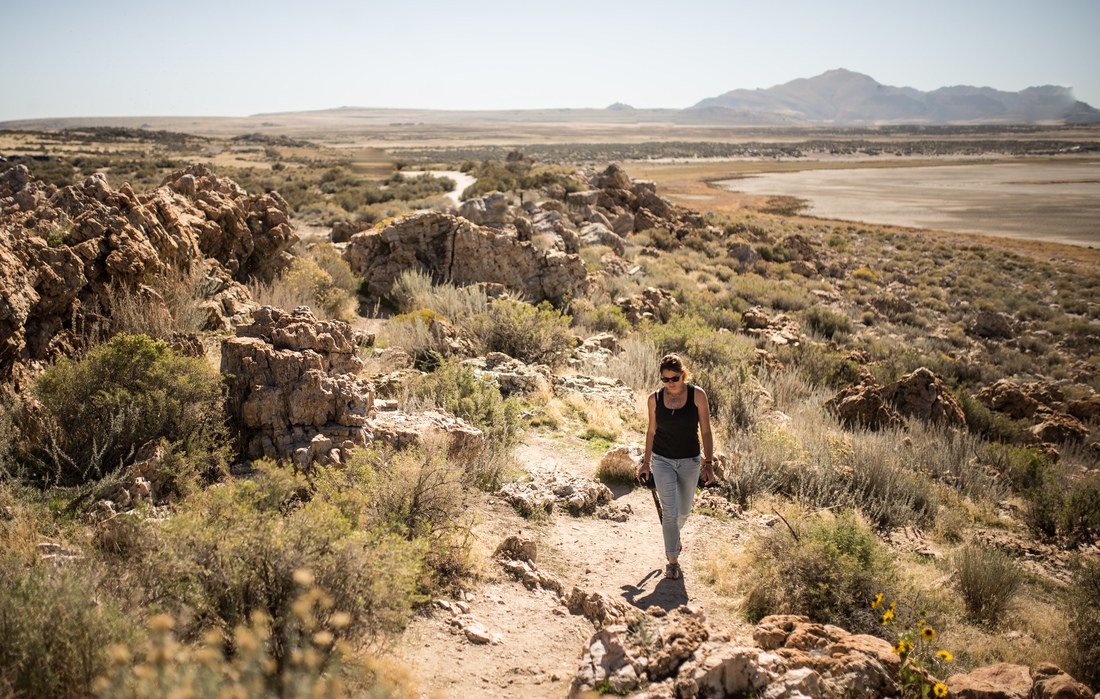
top-left (947, 663), bottom-right (1032, 699)
top-left (883, 367), bottom-right (967, 428)
top-left (344, 211), bottom-right (587, 304)
top-left (1030, 412), bottom-right (1089, 444)
top-left (975, 379), bottom-right (1044, 419)
top-left (221, 306), bottom-right (374, 466)
top-left (826, 379), bottom-right (904, 431)
top-left (223, 305), bottom-right (482, 465)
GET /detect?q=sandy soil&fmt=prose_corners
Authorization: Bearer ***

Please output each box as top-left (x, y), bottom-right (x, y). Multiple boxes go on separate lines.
top-left (395, 433), bottom-right (755, 698)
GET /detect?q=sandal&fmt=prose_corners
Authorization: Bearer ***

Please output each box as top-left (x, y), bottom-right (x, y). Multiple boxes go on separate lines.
top-left (664, 562), bottom-right (682, 580)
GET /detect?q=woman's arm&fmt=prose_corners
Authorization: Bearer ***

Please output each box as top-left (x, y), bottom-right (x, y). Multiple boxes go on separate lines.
top-left (639, 392), bottom-right (657, 482)
top-left (695, 387), bottom-right (716, 484)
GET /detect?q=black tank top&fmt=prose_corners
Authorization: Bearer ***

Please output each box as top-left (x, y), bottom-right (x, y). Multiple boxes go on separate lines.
top-left (652, 384), bottom-right (700, 459)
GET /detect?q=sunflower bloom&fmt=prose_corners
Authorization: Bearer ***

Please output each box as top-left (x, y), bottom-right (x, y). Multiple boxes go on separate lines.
top-left (922, 626), bottom-right (936, 640)
top-left (872, 593), bottom-right (884, 609)
top-left (937, 650), bottom-right (953, 662)
top-left (933, 682), bottom-right (948, 697)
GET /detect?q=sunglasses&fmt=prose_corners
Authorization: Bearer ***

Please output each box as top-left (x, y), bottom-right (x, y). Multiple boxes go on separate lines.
top-left (660, 374), bottom-right (682, 383)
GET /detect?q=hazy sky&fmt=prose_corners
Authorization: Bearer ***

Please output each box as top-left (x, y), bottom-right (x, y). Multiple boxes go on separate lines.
top-left (2, 0), bottom-right (1098, 120)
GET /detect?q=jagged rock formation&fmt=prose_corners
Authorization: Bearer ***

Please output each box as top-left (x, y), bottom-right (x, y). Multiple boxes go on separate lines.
top-left (827, 368), bottom-right (965, 431)
top-left (975, 378), bottom-right (1094, 445)
top-left (344, 211), bottom-right (587, 303)
top-left (570, 611), bottom-right (1094, 698)
top-left (221, 306), bottom-right (375, 466)
top-left (0, 164), bottom-right (297, 382)
top-left (222, 306), bottom-right (483, 467)
top-left (882, 367), bottom-right (967, 428)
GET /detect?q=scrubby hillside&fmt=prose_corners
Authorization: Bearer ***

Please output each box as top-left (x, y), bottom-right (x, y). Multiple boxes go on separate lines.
top-left (0, 156), bottom-right (1097, 698)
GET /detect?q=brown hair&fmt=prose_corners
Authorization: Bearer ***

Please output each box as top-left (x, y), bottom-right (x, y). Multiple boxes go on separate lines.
top-left (658, 353), bottom-right (691, 382)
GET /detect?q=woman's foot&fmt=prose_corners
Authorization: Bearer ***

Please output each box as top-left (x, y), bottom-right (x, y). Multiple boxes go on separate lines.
top-left (664, 562), bottom-right (682, 580)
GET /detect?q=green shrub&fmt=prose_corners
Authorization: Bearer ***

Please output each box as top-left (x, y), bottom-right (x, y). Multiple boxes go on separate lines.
top-left (743, 510), bottom-right (895, 637)
top-left (1067, 558), bottom-right (1100, 690)
top-left (953, 544), bottom-right (1022, 626)
top-left (805, 306), bottom-right (853, 340)
top-left (400, 361), bottom-right (524, 489)
top-left (569, 299), bottom-right (631, 336)
top-left (468, 299), bottom-right (574, 367)
top-left (140, 463), bottom-right (425, 667)
top-left (336, 443), bottom-right (472, 586)
top-left (0, 558), bottom-right (132, 699)
top-left (19, 334), bottom-right (228, 487)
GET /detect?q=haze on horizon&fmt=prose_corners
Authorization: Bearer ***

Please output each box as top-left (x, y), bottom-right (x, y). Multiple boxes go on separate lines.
top-left (3, 0), bottom-right (1099, 122)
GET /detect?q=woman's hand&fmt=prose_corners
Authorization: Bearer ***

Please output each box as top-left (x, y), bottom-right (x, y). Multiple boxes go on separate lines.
top-left (637, 461), bottom-right (652, 484)
top-left (701, 458), bottom-right (716, 486)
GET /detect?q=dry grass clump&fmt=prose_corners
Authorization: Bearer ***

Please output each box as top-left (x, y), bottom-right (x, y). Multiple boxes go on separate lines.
top-left (398, 361), bottom-right (524, 490)
top-left (388, 268), bottom-right (491, 321)
top-left (953, 544), bottom-right (1023, 626)
top-left (1068, 558), bottom-right (1100, 689)
top-left (248, 242), bottom-right (361, 322)
top-left (0, 558), bottom-right (133, 699)
top-left (92, 262), bottom-right (210, 344)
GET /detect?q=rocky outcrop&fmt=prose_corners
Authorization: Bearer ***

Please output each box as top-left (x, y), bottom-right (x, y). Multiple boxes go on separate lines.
top-left (947, 663), bottom-right (1034, 699)
top-left (1030, 412), bottom-right (1089, 444)
top-left (616, 287), bottom-right (679, 324)
top-left (462, 352), bottom-right (552, 396)
top-left (829, 368), bottom-right (966, 431)
top-left (0, 164), bottom-right (297, 381)
top-left (221, 306), bottom-right (374, 466)
top-left (570, 612), bottom-right (909, 699)
top-left (826, 378), bottom-right (904, 431)
top-left (970, 310), bottom-right (1015, 339)
top-left (976, 379), bottom-right (1044, 419)
top-left (344, 211), bottom-right (587, 304)
top-left (499, 474), bottom-right (614, 517)
top-left (742, 306), bottom-right (802, 346)
top-left (222, 306), bottom-right (483, 466)
top-left (458, 192), bottom-right (513, 227)
top-left (882, 367), bottom-right (967, 428)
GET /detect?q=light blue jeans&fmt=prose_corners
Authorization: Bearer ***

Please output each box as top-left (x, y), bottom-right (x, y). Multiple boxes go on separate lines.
top-left (651, 453), bottom-right (701, 559)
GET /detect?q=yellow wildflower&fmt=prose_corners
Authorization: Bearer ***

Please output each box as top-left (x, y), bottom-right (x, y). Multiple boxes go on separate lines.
top-left (933, 682), bottom-right (948, 697)
top-left (922, 626), bottom-right (936, 640)
top-left (872, 593), bottom-right (884, 609)
top-left (882, 609), bottom-right (895, 624)
top-left (937, 650), bottom-right (953, 662)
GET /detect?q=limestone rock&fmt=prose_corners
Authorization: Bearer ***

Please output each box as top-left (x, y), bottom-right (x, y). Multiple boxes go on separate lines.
top-left (970, 310), bottom-right (1015, 339)
top-left (948, 662), bottom-right (1032, 699)
top-left (578, 222), bottom-right (625, 256)
top-left (1031, 663), bottom-right (1093, 699)
top-left (615, 287), bottom-right (679, 324)
top-left (826, 379), bottom-right (903, 431)
top-left (462, 352), bottom-right (552, 396)
top-left (458, 192), bottom-right (513, 227)
top-left (552, 373), bottom-right (636, 412)
top-left (499, 474), bottom-right (613, 517)
top-left (0, 164), bottom-right (295, 380)
top-left (976, 379), bottom-right (1044, 419)
top-left (883, 367), bottom-right (967, 428)
top-left (344, 211), bottom-right (587, 304)
top-left (1030, 412), bottom-right (1089, 444)
top-left (222, 306), bottom-right (373, 465)
top-left (494, 535), bottom-right (537, 563)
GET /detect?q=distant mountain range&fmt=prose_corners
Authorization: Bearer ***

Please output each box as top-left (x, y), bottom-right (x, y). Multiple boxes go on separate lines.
top-left (3, 69), bottom-right (1097, 132)
top-left (689, 68), bottom-right (1100, 125)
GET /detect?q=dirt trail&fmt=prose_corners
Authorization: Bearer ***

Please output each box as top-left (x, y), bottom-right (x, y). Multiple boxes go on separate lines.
top-left (396, 433), bottom-right (756, 698)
